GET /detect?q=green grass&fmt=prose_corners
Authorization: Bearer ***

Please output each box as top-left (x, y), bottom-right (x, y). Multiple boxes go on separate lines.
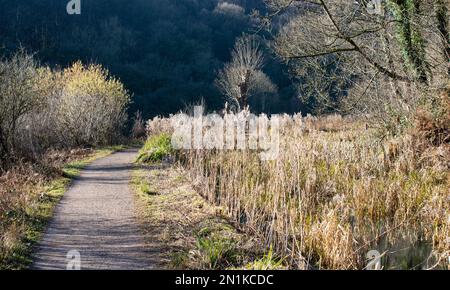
top-left (244, 246), bottom-right (286, 270)
top-left (136, 134), bottom-right (173, 164)
top-left (195, 233), bottom-right (238, 269)
top-left (0, 146), bottom-right (124, 270)
top-left (131, 169), bottom-right (159, 196)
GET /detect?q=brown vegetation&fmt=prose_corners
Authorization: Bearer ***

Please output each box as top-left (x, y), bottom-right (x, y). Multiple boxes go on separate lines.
top-left (0, 52), bottom-right (130, 171)
top-left (0, 51), bottom-right (130, 269)
top-left (133, 164), bottom-right (263, 270)
top-left (145, 108), bottom-right (449, 269)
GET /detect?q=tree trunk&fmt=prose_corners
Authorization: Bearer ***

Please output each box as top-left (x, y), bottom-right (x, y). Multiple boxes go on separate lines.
top-left (389, 0), bottom-right (428, 83)
top-left (239, 70), bottom-right (252, 109)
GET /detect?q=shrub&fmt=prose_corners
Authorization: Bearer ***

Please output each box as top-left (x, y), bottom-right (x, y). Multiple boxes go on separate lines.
top-left (15, 66), bottom-right (65, 157)
top-left (414, 88), bottom-right (450, 147)
top-left (1, 52), bottom-right (130, 170)
top-left (136, 134), bottom-right (173, 164)
top-left (0, 51), bottom-right (45, 169)
top-left (6, 56), bottom-right (131, 168)
top-left (58, 62), bottom-right (130, 147)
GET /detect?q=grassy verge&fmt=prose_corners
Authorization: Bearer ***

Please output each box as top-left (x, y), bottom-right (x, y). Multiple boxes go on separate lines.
top-left (132, 134), bottom-right (285, 269)
top-left (0, 145), bottom-right (125, 270)
top-left (132, 166), bottom-right (271, 269)
top-left (135, 134), bottom-right (172, 164)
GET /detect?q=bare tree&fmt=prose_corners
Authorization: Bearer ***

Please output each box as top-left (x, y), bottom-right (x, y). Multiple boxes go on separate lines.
top-left (216, 35), bottom-right (277, 110)
top-left (0, 51), bottom-right (43, 168)
top-left (266, 0), bottom-right (443, 82)
top-left (262, 0), bottom-right (448, 126)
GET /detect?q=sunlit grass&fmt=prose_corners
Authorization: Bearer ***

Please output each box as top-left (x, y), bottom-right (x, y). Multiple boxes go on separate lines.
top-left (0, 146), bottom-right (124, 269)
top-left (136, 134), bottom-right (173, 164)
top-left (147, 113), bottom-right (449, 269)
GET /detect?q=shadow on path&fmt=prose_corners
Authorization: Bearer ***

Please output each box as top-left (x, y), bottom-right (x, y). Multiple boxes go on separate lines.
top-left (32, 149), bottom-right (157, 270)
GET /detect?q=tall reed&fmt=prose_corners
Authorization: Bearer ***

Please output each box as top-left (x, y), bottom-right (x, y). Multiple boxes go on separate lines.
top-left (148, 112), bottom-right (449, 269)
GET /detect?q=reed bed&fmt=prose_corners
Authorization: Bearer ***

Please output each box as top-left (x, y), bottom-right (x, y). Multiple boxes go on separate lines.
top-left (147, 113), bottom-right (449, 269)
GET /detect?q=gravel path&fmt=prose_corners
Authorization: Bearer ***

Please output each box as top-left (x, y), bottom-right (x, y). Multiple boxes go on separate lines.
top-left (31, 149), bottom-right (156, 270)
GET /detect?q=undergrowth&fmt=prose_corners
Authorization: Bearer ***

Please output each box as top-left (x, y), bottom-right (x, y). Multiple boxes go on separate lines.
top-left (0, 146), bottom-right (123, 269)
top-left (136, 134), bottom-right (173, 164)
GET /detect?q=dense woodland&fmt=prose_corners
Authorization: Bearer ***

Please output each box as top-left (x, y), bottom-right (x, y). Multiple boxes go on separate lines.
top-left (0, 0), bottom-right (300, 118)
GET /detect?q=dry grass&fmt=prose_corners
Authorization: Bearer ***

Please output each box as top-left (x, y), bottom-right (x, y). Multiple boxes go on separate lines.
top-left (132, 163), bottom-right (270, 269)
top-left (146, 112), bottom-right (449, 270)
top-left (0, 147), bottom-right (122, 269)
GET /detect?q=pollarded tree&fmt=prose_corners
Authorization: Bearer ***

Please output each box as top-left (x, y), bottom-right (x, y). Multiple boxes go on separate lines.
top-left (215, 35), bottom-right (277, 111)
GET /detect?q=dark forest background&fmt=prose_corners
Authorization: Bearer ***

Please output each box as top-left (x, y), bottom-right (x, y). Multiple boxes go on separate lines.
top-left (0, 0), bottom-right (303, 119)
